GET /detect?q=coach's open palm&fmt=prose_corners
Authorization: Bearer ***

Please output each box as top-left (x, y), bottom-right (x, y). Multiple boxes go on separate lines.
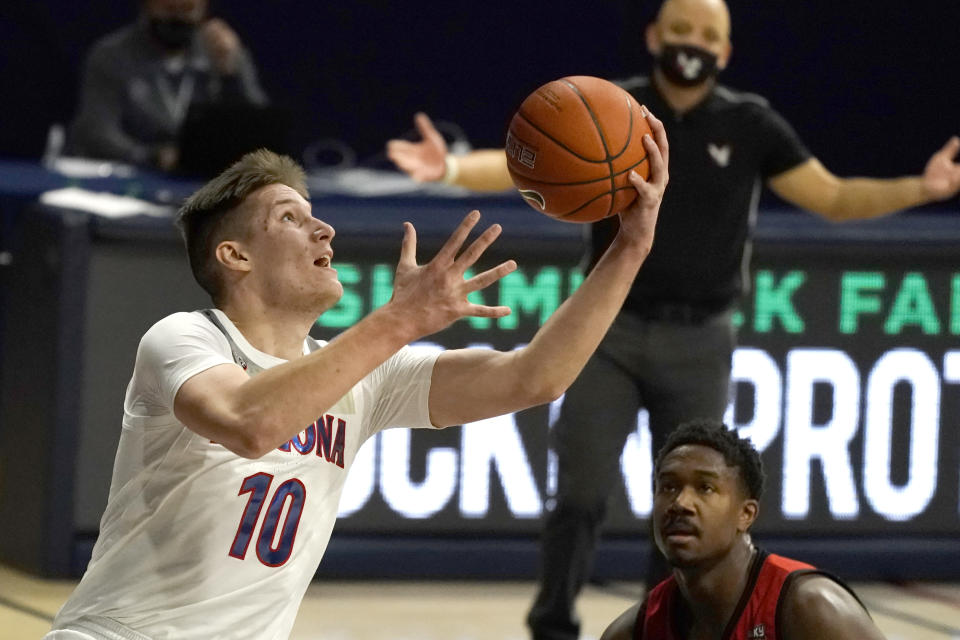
top-left (386, 113), bottom-right (448, 182)
top-left (388, 211), bottom-right (516, 338)
top-left (921, 136), bottom-right (960, 201)
top-left (618, 108), bottom-right (669, 255)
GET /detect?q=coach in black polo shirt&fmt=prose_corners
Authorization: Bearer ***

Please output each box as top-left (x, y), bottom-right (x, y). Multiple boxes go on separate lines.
top-left (386, 1), bottom-right (960, 638)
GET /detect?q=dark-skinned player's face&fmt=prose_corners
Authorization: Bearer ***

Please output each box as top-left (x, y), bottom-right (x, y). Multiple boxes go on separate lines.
top-left (653, 444), bottom-right (757, 568)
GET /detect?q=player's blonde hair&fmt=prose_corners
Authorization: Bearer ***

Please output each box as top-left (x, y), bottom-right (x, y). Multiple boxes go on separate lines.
top-left (175, 149), bottom-right (308, 303)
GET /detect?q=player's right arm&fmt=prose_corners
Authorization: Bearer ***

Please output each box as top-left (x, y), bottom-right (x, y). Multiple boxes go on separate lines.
top-left (780, 574), bottom-right (887, 640)
top-left (386, 112), bottom-right (514, 192)
top-left (426, 112), bottom-right (667, 428)
top-left (172, 213), bottom-right (516, 459)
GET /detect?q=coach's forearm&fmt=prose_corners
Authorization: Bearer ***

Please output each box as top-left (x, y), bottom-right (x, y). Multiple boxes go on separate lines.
top-left (824, 176), bottom-right (927, 221)
top-left (449, 150), bottom-right (515, 192)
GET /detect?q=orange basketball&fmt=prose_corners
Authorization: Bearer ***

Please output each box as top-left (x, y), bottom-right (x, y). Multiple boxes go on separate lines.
top-left (505, 76), bottom-right (652, 223)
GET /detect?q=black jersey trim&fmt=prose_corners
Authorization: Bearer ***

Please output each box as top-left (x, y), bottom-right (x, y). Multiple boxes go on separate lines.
top-left (200, 309), bottom-right (246, 369)
top-left (613, 75), bottom-right (650, 92)
top-left (712, 85), bottom-right (771, 108)
top-left (775, 568), bottom-right (871, 635)
top-left (633, 600), bottom-right (648, 640)
top-left (720, 548), bottom-right (768, 640)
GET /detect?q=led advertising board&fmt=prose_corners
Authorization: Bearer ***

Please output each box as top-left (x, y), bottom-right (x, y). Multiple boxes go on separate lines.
top-left (310, 253), bottom-right (960, 537)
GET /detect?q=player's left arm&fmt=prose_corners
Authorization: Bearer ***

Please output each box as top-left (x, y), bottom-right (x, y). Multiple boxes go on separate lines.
top-left (780, 574), bottom-right (887, 640)
top-left (768, 136), bottom-right (960, 222)
top-left (427, 111), bottom-right (668, 428)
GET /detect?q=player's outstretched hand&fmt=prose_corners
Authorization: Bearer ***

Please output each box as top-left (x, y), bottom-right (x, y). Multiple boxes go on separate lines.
top-left (386, 113), bottom-right (449, 182)
top-left (618, 107), bottom-right (669, 254)
top-left (922, 136), bottom-right (960, 202)
top-left (389, 211), bottom-right (516, 337)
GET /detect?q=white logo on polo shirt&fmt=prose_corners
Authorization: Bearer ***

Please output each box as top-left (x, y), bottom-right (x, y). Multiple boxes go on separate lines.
top-left (708, 143), bottom-right (731, 167)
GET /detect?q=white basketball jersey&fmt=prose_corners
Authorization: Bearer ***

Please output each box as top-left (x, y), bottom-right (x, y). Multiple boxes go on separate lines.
top-left (50, 309), bottom-right (439, 640)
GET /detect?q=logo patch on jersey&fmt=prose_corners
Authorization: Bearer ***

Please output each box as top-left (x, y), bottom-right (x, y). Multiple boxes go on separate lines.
top-left (708, 143), bottom-right (731, 167)
top-left (747, 623), bottom-right (766, 639)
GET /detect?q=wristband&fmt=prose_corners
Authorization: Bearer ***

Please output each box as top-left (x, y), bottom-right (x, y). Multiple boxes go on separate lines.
top-left (441, 154), bottom-right (460, 185)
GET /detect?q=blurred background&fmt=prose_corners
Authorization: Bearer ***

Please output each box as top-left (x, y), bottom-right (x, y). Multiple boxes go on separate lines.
top-left (2, 0), bottom-right (959, 184)
top-left (2, 0), bottom-right (960, 591)
top-left (2, 1), bottom-right (960, 637)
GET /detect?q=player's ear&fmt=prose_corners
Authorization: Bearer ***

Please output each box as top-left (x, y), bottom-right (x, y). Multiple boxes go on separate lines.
top-left (737, 498), bottom-right (759, 534)
top-left (717, 41), bottom-right (733, 70)
top-left (215, 240), bottom-right (251, 273)
top-left (645, 22), bottom-right (662, 56)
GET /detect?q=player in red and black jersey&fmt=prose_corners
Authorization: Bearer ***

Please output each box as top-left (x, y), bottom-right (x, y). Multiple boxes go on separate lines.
top-left (601, 420), bottom-right (886, 640)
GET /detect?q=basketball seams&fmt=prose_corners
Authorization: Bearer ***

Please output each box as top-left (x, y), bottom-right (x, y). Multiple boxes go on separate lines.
top-left (514, 84), bottom-right (638, 165)
top-left (514, 112), bottom-right (607, 165)
top-left (556, 190), bottom-right (612, 220)
top-left (557, 185), bottom-right (645, 221)
top-left (510, 155), bottom-right (649, 187)
top-left (560, 78), bottom-right (617, 160)
top-left (506, 75), bottom-right (653, 223)
top-left (561, 78), bottom-right (631, 220)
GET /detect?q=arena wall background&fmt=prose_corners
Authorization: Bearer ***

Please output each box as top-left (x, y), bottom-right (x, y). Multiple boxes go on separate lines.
top-left (1, 1), bottom-right (960, 581)
top-left (2, 0), bottom-right (960, 188)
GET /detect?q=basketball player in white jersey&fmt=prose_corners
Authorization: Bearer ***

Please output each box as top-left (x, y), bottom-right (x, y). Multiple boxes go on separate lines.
top-left (46, 122), bottom-right (666, 640)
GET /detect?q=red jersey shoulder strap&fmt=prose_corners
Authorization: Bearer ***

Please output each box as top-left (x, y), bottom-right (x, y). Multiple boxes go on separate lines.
top-left (765, 552), bottom-right (815, 574)
top-left (719, 548), bottom-right (771, 639)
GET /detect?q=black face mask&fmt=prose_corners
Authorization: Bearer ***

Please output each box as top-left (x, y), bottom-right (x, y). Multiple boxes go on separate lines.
top-left (149, 17), bottom-right (198, 50)
top-left (655, 44), bottom-right (720, 87)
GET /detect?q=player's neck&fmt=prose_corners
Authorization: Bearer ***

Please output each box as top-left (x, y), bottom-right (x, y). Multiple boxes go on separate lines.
top-left (653, 70), bottom-right (714, 115)
top-left (217, 299), bottom-right (316, 361)
top-left (674, 542), bottom-right (757, 636)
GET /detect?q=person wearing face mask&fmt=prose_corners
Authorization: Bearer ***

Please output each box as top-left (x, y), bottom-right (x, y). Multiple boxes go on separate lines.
top-left (66, 0), bottom-right (267, 171)
top-left (385, 0), bottom-right (960, 638)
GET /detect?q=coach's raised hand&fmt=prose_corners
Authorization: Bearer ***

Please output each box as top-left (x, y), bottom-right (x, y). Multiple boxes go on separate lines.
top-left (921, 136), bottom-right (960, 202)
top-left (386, 112), bottom-right (449, 182)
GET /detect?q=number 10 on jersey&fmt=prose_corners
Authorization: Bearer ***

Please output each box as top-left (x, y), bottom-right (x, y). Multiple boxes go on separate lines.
top-left (229, 472), bottom-right (306, 567)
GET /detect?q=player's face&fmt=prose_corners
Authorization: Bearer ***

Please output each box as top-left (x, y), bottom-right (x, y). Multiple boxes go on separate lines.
top-left (241, 183), bottom-right (342, 314)
top-left (648, 0), bottom-right (732, 69)
top-left (653, 444), bottom-right (756, 569)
